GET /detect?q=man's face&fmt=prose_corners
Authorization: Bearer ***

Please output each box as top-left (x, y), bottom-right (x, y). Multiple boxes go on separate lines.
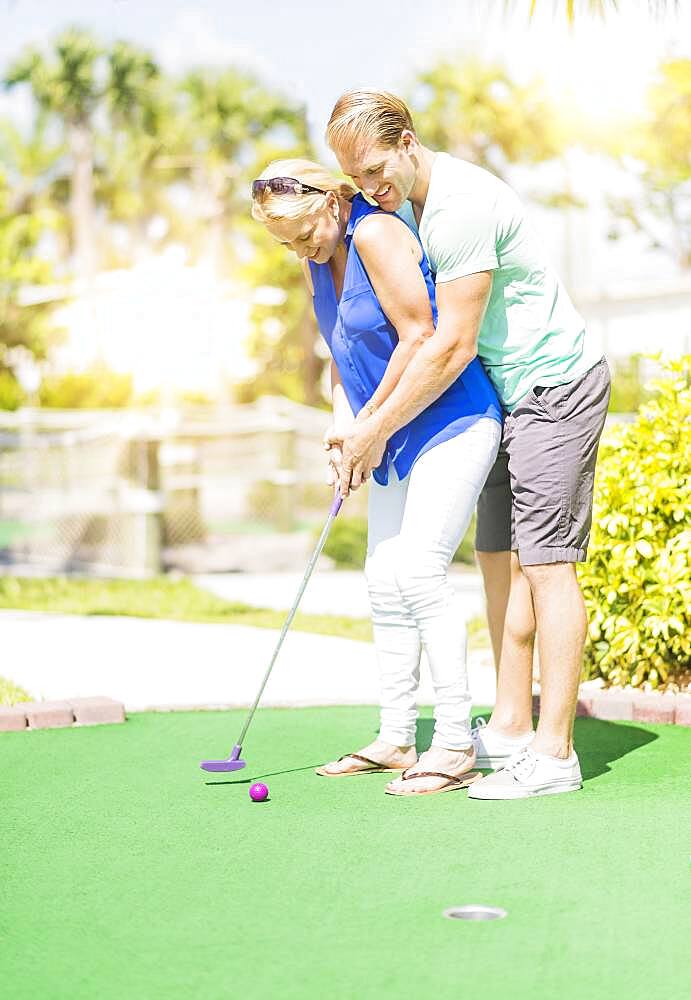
top-left (335, 135), bottom-right (417, 212)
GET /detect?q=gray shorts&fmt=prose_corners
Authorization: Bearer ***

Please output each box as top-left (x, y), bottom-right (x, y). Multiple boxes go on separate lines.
top-left (476, 357), bottom-right (611, 565)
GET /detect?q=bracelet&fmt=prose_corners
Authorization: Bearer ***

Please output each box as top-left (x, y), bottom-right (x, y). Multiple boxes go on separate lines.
top-left (363, 399), bottom-right (378, 416)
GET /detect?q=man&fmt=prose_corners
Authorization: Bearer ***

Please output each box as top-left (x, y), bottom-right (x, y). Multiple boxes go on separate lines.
top-left (325, 89), bottom-right (611, 799)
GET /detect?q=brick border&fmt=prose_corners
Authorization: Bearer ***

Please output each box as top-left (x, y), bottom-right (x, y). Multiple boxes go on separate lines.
top-left (3, 691), bottom-right (688, 730)
top-left (533, 687), bottom-right (691, 726)
top-left (0, 696), bottom-right (126, 733)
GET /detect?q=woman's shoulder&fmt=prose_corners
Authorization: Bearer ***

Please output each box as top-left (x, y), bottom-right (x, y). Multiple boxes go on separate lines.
top-left (352, 209), bottom-right (420, 259)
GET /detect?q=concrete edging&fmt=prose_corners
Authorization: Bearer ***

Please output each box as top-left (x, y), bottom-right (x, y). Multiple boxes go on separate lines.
top-left (3, 690), bottom-right (689, 731)
top-left (0, 697), bottom-right (126, 732)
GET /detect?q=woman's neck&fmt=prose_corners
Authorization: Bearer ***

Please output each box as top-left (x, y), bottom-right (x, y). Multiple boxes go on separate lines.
top-left (327, 196), bottom-right (352, 298)
top-left (328, 242), bottom-right (348, 299)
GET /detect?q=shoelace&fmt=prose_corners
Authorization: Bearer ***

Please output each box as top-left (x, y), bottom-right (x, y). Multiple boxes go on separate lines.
top-left (504, 748), bottom-right (537, 781)
top-left (470, 717), bottom-right (488, 740)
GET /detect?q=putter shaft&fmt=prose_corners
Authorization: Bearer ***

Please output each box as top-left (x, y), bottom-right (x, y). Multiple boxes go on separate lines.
top-left (234, 493), bottom-right (342, 749)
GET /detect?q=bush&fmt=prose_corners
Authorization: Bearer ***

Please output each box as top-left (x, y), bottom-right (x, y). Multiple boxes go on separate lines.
top-left (0, 675), bottom-right (31, 706)
top-left (578, 355), bottom-right (690, 689)
top-left (0, 370), bottom-right (25, 410)
top-left (39, 366), bottom-right (133, 408)
top-left (323, 515), bottom-right (368, 568)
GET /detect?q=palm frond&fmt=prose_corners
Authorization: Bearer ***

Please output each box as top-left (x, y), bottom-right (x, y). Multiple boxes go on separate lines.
top-left (511, 0), bottom-right (677, 22)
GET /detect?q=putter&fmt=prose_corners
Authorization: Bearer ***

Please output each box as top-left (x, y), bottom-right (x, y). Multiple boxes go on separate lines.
top-left (200, 490), bottom-right (344, 772)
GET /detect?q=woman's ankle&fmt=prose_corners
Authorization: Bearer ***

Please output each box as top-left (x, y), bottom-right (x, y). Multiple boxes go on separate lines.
top-left (377, 738), bottom-right (415, 753)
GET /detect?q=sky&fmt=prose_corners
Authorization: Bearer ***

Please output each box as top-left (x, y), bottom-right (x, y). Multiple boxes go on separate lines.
top-left (1, 0), bottom-right (689, 162)
top-left (2, 0), bottom-right (690, 386)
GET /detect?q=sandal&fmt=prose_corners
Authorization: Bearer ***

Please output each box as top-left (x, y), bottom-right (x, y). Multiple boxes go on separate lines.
top-left (315, 752), bottom-right (414, 778)
top-left (385, 766), bottom-right (481, 796)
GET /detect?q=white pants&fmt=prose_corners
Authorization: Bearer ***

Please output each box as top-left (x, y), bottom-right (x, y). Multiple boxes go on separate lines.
top-left (365, 418), bottom-right (501, 750)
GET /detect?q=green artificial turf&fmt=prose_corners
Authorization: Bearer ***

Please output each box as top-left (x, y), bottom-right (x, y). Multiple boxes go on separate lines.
top-left (1, 709), bottom-right (688, 1000)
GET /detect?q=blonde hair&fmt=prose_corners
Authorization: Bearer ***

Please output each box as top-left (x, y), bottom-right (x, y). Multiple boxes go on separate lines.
top-left (250, 158), bottom-right (356, 227)
top-left (326, 90), bottom-right (415, 154)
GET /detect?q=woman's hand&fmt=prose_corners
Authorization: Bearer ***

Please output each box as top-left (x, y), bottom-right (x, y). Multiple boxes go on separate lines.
top-left (338, 415), bottom-right (385, 497)
top-left (323, 422), bottom-right (349, 487)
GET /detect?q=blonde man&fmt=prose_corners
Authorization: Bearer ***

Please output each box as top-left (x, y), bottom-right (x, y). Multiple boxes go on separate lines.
top-left (326, 90), bottom-right (611, 800)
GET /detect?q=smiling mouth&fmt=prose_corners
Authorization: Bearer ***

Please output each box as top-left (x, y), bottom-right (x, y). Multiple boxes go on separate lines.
top-left (375, 185), bottom-right (392, 201)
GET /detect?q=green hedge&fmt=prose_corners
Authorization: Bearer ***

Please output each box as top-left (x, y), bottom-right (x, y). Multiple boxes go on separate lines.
top-left (38, 367), bottom-right (134, 408)
top-left (578, 356), bottom-right (690, 688)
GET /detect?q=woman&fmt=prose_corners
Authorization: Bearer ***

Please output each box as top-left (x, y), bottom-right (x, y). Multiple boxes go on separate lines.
top-left (251, 159), bottom-right (502, 795)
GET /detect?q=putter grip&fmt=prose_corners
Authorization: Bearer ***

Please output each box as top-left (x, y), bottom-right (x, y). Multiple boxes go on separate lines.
top-left (330, 493), bottom-right (343, 517)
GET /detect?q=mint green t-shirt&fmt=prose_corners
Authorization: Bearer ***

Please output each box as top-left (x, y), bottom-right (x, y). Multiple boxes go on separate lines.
top-left (414, 153), bottom-right (601, 411)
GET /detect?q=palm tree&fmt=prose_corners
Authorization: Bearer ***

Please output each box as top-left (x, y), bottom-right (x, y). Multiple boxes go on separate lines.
top-left (4, 30), bottom-right (165, 281)
top-left (0, 172), bottom-right (59, 375)
top-left (0, 115), bottom-right (64, 217)
top-left (411, 58), bottom-right (563, 179)
top-left (4, 29), bottom-right (102, 281)
top-left (523, 0), bottom-right (677, 20)
top-left (175, 68), bottom-right (310, 275)
top-left (97, 41), bottom-right (172, 262)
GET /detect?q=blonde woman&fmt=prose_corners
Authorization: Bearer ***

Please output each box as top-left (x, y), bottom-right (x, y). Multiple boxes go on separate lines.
top-left (251, 159), bottom-right (502, 795)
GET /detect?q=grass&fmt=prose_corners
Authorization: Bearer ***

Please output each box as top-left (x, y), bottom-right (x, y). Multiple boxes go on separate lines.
top-left (0, 575), bottom-right (490, 649)
top-left (1, 708), bottom-right (689, 1000)
top-left (0, 575), bottom-right (374, 642)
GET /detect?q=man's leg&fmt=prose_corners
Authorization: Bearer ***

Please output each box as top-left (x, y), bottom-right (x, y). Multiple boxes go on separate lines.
top-left (488, 551), bottom-right (536, 735)
top-left (475, 550), bottom-right (510, 673)
top-left (476, 436), bottom-right (537, 742)
top-left (469, 357), bottom-right (611, 798)
top-left (521, 562), bottom-right (586, 758)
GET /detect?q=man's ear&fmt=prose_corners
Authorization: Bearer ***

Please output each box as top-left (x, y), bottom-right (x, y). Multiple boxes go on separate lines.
top-left (400, 129), bottom-right (418, 153)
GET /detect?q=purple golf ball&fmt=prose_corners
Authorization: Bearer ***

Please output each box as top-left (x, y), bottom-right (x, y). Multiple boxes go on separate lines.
top-left (249, 782), bottom-right (269, 802)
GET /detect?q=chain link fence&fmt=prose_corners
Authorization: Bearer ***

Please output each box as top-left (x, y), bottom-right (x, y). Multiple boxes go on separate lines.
top-left (0, 398), bottom-right (362, 576)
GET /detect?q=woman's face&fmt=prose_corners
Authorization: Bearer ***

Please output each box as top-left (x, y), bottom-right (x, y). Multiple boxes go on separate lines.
top-left (266, 196), bottom-right (341, 264)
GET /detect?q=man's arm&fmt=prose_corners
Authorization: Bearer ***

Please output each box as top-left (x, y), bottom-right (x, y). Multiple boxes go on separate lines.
top-left (339, 270), bottom-right (493, 496)
top-left (352, 214), bottom-right (435, 414)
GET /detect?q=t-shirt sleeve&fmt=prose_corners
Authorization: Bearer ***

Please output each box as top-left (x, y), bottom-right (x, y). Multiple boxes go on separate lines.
top-left (425, 193), bottom-right (499, 283)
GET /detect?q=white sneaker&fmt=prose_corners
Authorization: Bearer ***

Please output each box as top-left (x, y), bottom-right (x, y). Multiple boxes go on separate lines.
top-left (467, 747), bottom-right (583, 800)
top-left (471, 717), bottom-right (535, 770)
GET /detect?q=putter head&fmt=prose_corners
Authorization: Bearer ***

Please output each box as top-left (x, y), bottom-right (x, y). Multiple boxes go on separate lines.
top-left (200, 743), bottom-right (246, 773)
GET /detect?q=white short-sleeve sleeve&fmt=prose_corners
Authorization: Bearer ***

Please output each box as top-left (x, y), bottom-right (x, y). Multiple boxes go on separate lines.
top-left (424, 193), bottom-right (499, 284)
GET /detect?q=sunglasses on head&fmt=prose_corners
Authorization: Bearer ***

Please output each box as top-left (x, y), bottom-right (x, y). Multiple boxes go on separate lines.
top-left (251, 177), bottom-right (327, 199)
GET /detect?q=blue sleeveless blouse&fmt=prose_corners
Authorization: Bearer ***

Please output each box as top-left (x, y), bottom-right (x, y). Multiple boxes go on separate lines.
top-left (310, 194), bottom-right (502, 486)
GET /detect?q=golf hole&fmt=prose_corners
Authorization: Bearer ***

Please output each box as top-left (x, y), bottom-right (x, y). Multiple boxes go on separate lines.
top-left (443, 905), bottom-right (507, 922)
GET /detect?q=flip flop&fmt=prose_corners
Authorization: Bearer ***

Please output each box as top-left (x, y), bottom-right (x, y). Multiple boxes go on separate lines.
top-left (315, 753), bottom-right (414, 777)
top-left (385, 767), bottom-right (481, 796)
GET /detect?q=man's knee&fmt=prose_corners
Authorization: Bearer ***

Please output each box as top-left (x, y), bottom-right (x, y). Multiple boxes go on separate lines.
top-left (520, 560), bottom-right (577, 591)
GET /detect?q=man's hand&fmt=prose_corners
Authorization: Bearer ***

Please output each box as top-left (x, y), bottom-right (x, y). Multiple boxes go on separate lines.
top-left (339, 415), bottom-right (387, 497)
